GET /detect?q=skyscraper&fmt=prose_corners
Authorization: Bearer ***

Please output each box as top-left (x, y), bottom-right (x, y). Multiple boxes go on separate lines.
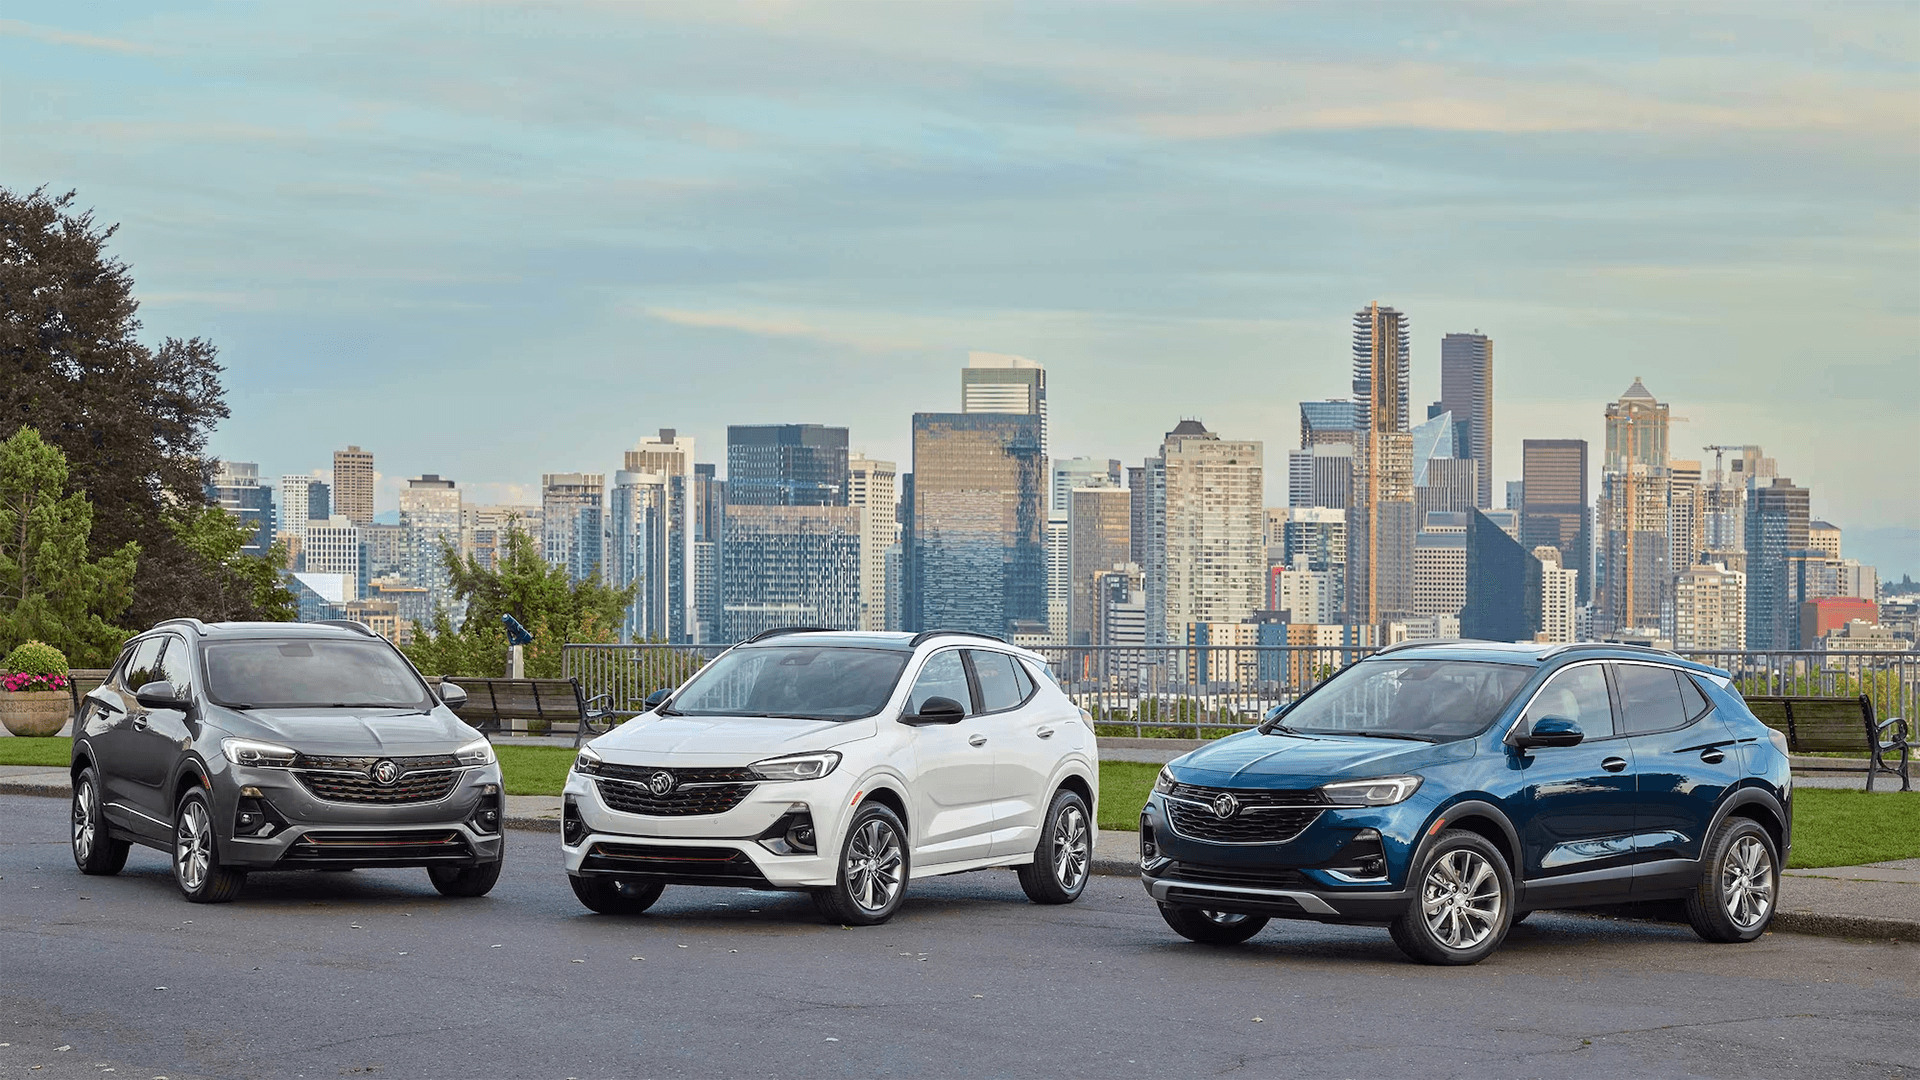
top-left (726, 425), bottom-right (850, 506)
top-left (1144, 420), bottom-right (1264, 646)
top-left (1045, 458), bottom-right (1121, 644)
top-left (847, 452), bottom-right (899, 633)
top-left (1348, 302), bottom-right (1414, 627)
top-left (1535, 546), bottom-right (1579, 644)
top-left (692, 463), bottom-right (724, 642)
top-left (399, 474), bottom-right (461, 616)
top-left (208, 461), bottom-right (274, 558)
top-left (1299, 399), bottom-right (1360, 448)
top-left (909, 412), bottom-right (1045, 638)
top-left (1439, 332), bottom-right (1494, 509)
top-left (1521, 439), bottom-right (1590, 603)
top-left (1067, 486), bottom-right (1132, 646)
top-left (1596, 378), bottom-right (1672, 634)
top-left (1412, 511), bottom-right (1469, 619)
top-left (541, 472), bottom-right (606, 583)
top-left (278, 473), bottom-right (318, 542)
top-left (1745, 477), bottom-right (1809, 651)
top-left (1462, 509), bottom-right (1542, 642)
top-left (1675, 559), bottom-right (1746, 651)
top-left (607, 430), bottom-right (696, 643)
top-left (332, 446), bottom-right (375, 526)
top-left (301, 517), bottom-right (363, 600)
top-left (961, 353), bottom-right (1046, 458)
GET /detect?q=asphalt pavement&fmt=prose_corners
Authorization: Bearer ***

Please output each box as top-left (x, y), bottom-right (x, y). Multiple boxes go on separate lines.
top-left (1, 793), bottom-right (1915, 1080)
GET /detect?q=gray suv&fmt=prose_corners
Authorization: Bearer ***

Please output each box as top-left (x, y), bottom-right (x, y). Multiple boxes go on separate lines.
top-left (70, 619), bottom-right (505, 903)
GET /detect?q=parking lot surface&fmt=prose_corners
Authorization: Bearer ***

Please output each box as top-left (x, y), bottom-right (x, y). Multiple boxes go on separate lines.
top-left (1, 794), bottom-right (1913, 1079)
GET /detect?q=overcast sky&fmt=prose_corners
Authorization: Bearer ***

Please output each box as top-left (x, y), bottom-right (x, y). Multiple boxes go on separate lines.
top-left (5, 3), bottom-right (1916, 570)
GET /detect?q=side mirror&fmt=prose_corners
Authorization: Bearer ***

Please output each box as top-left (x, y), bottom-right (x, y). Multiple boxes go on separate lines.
top-left (902, 696), bottom-right (966, 726)
top-left (1514, 716), bottom-right (1584, 750)
top-left (438, 681), bottom-right (469, 709)
top-left (1263, 702), bottom-right (1288, 723)
top-left (134, 680), bottom-right (190, 711)
top-left (644, 687), bottom-right (674, 710)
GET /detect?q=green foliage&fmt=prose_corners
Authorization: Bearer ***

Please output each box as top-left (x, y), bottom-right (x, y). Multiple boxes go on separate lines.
top-left (3, 639), bottom-right (68, 676)
top-left (0, 427), bottom-right (138, 665)
top-left (1734, 666), bottom-right (1914, 729)
top-left (166, 503), bottom-right (297, 622)
top-left (403, 526), bottom-right (636, 679)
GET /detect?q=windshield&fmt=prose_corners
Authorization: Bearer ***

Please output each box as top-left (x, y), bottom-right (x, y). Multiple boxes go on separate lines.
top-left (663, 646), bottom-right (910, 721)
top-left (1274, 658), bottom-right (1532, 742)
top-left (203, 639), bottom-right (435, 710)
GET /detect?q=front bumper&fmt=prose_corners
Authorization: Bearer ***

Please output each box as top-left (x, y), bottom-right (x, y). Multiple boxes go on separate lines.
top-left (561, 764), bottom-right (861, 889)
top-left (1136, 790), bottom-right (1425, 925)
top-left (215, 761), bottom-right (506, 869)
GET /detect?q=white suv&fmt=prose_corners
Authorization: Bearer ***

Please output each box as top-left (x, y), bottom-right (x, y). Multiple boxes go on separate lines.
top-left (561, 629), bottom-right (1099, 925)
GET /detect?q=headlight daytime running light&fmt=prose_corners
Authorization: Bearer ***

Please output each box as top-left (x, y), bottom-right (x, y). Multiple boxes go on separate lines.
top-left (573, 746), bottom-right (603, 775)
top-left (1153, 767), bottom-right (1177, 794)
top-left (749, 752), bottom-right (841, 782)
top-left (1319, 775), bottom-right (1423, 806)
top-left (221, 738), bottom-right (298, 768)
top-left (455, 739), bottom-right (496, 767)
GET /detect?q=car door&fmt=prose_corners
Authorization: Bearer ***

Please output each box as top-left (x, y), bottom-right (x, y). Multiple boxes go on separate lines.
top-left (1616, 662), bottom-right (1747, 890)
top-left (969, 650), bottom-right (1062, 858)
top-left (1509, 661), bottom-right (1639, 906)
top-left (901, 649), bottom-right (998, 866)
top-left (121, 634), bottom-right (197, 824)
top-left (90, 636), bottom-right (166, 836)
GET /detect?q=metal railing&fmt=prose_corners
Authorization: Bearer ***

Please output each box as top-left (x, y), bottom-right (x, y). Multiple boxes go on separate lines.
top-left (561, 640), bottom-right (1916, 741)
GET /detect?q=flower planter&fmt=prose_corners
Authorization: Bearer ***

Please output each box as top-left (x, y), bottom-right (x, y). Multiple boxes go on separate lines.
top-left (0, 689), bottom-right (70, 736)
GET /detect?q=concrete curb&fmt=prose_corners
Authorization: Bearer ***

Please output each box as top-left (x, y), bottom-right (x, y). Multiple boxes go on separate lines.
top-left (1770, 910), bottom-right (1920, 943)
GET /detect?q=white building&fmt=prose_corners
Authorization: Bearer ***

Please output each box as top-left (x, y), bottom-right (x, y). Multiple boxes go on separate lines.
top-left (961, 353), bottom-right (1046, 457)
top-left (399, 475), bottom-right (462, 615)
top-left (1673, 559), bottom-right (1746, 652)
top-left (847, 452), bottom-right (898, 633)
top-left (1412, 512), bottom-right (1468, 618)
top-left (609, 430), bottom-right (696, 643)
top-left (301, 517), bottom-right (363, 600)
top-left (1536, 545), bottom-right (1580, 644)
top-left (1146, 420), bottom-right (1265, 645)
top-left (1271, 557), bottom-right (1340, 625)
top-left (278, 473), bottom-right (319, 539)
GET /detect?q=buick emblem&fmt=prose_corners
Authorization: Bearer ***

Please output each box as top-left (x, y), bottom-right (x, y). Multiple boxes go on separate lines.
top-left (371, 760), bottom-right (401, 786)
top-left (648, 770), bottom-right (677, 796)
top-left (1211, 793), bottom-right (1239, 819)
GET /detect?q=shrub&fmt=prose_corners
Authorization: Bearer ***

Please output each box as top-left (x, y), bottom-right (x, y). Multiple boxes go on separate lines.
top-left (3, 640), bottom-right (69, 676)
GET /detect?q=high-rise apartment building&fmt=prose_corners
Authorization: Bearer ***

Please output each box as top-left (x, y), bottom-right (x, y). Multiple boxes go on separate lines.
top-left (462, 504), bottom-right (541, 571)
top-left (1439, 332), bottom-right (1494, 509)
top-left (961, 353), bottom-right (1047, 458)
top-left (907, 413), bottom-right (1045, 638)
top-left (1412, 511), bottom-right (1469, 618)
top-left (721, 505), bottom-right (862, 640)
top-left (277, 473), bottom-right (320, 544)
top-left (1348, 303), bottom-right (1415, 627)
top-left (1535, 546), bottom-right (1579, 644)
top-left (301, 517), bottom-right (363, 600)
top-left (1144, 420), bottom-right (1265, 646)
top-left (609, 431), bottom-right (696, 643)
top-left (541, 472), bottom-right (606, 583)
top-left (1127, 466), bottom-right (1148, 568)
top-left (848, 452), bottom-right (899, 633)
top-left (1745, 477), bottom-right (1810, 650)
top-left (1808, 520), bottom-right (1842, 559)
top-left (692, 464), bottom-right (725, 642)
top-left (399, 474), bottom-right (461, 616)
top-left (1067, 486), bottom-right (1132, 646)
top-left (1667, 459), bottom-right (1704, 587)
top-left (1675, 559), bottom-right (1746, 652)
top-left (1596, 379), bottom-right (1672, 635)
top-left (1046, 459), bottom-right (1121, 645)
top-left (1520, 439), bottom-right (1590, 604)
top-left (332, 446), bottom-right (375, 526)
top-left (726, 425), bottom-right (850, 506)
top-left (208, 461), bottom-right (274, 558)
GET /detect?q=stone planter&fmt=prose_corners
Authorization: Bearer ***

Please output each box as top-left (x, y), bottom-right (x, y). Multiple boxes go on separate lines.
top-left (0, 690), bottom-right (70, 736)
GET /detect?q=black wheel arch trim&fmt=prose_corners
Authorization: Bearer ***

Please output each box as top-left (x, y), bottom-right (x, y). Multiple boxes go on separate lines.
top-left (1705, 783), bottom-right (1790, 859)
top-left (1412, 798), bottom-right (1523, 875)
top-left (170, 756), bottom-right (214, 809)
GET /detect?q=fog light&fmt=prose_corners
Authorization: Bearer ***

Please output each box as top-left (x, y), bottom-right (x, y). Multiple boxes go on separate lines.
top-left (561, 796), bottom-right (586, 847)
top-left (758, 805), bottom-right (817, 856)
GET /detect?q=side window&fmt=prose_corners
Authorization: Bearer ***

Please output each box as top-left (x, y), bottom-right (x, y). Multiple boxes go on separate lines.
top-left (122, 638), bottom-right (165, 693)
top-left (1615, 664), bottom-right (1690, 735)
top-left (1678, 673), bottom-right (1712, 721)
top-left (1523, 664), bottom-right (1615, 738)
top-left (1010, 658), bottom-right (1036, 701)
top-left (969, 651), bottom-right (1027, 713)
top-left (906, 651), bottom-right (974, 716)
top-left (151, 637), bottom-right (194, 696)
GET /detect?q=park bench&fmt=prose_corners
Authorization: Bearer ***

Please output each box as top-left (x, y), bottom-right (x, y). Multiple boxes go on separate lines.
top-left (431, 677), bottom-right (614, 748)
top-left (1744, 694), bottom-right (1910, 791)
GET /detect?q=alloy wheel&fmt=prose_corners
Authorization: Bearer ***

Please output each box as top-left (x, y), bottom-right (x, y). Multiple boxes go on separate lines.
top-left (175, 801), bottom-right (213, 893)
top-left (1722, 835), bottom-right (1774, 930)
top-left (72, 780), bottom-right (96, 863)
top-left (845, 817), bottom-right (904, 913)
top-left (1421, 848), bottom-right (1502, 950)
top-left (1051, 804), bottom-right (1090, 891)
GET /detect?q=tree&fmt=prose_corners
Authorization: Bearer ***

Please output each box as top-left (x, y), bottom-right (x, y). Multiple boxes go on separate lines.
top-left (0, 427), bottom-right (138, 665)
top-left (0, 185), bottom-right (280, 627)
top-left (167, 503), bottom-right (297, 622)
top-left (404, 526), bottom-right (635, 679)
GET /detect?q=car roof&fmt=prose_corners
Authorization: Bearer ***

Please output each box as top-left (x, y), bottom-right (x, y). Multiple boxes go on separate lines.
top-left (1375, 639), bottom-right (1729, 677)
top-left (139, 619), bottom-right (383, 641)
top-left (734, 629), bottom-right (1046, 662)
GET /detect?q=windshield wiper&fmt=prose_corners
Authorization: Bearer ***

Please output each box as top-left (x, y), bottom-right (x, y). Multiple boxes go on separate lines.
top-left (1339, 730), bottom-right (1438, 742)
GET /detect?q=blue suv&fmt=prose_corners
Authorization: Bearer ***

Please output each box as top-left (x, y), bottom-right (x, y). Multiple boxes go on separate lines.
top-left (1139, 642), bottom-right (1791, 965)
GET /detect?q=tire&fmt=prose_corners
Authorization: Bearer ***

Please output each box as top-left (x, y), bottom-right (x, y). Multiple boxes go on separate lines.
top-left (812, 802), bottom-right (910, 926)
top-left (172, 789), bottom-right (246, 904)
top-left (1158, 903), bottom-right (1269, 945)
top-left (1389, 829), bottom-right (1513, 966)
top-left (1684, 817), bottom-right (1778, 944)
top-left (1016, 788), bottom-right (1092, 905)
top-left (71, 768), bottom-right (130, 876)
top-left (569, 874), bottom-right (665, 915)
top-left (429, 859), bottom-right (503, 898)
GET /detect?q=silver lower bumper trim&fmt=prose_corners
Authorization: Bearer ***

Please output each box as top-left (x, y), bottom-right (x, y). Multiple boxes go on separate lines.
top-left (1146, 876), bottom-right (1341, 915)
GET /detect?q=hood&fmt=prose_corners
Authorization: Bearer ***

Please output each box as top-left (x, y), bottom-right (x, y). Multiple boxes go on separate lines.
top-left (589, 713), bottom-right (875, 765)
top-left (212, 706), bottom-right (479, 757)
top-left (1168, 728), bottom-right (1475, 788)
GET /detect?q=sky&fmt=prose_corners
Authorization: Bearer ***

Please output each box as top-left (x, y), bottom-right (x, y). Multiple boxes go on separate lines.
top-left (4, 2), bottom-right (1917, 573)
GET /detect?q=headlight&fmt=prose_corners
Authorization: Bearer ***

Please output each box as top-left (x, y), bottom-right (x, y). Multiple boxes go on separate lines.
top-left (221, 738), bottom-right (297, 768)
top-left (573, 746), bottom-right (603, 775)
top-left (1319, 775), bottom-right (1422, 806)
top-left (750, 752), bottom-right (841, 781)
top-left (455, 738), bottom-right (496, 767)
top-left (1153, 767), bottom-right (1177, 794)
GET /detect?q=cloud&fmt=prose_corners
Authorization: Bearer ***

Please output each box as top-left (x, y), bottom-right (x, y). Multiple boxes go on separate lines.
top-left (639, 306), bottom-right (921, 352)
top-left (0, 17), bottom-right (158, 55)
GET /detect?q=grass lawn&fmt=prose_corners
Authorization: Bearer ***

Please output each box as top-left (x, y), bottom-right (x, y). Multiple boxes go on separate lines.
top-left (494, 745), bottom-right (582, 796)
top-left (1786, 788), bottom-right (1920, 869)
top-left (0, 736), bottom-right (71, 768)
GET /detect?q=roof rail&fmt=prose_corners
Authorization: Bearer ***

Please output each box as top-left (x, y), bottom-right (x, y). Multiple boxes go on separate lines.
top-left (315, 619), bottom-right (382, 638)
top-left (1537, 641), bottom-right (1681, 660)
top-left (908, 629), bottom-right (1007, 648)
top-left (1370, 637), bottom-right (1477, 657)
top-left (745, 626), bottom-right (839, 644)
top-left (152, 618), bottom-right (209, 636)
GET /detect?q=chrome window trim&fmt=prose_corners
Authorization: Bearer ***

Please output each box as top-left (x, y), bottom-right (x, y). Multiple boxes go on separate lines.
top-left (1500, 658), bottom-right (1621, 746)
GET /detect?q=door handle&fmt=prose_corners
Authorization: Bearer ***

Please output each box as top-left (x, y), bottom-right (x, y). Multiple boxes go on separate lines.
top-left (968, 734), bottom-right (987, 747)
top-left (1036, 726), bottom-right (1055, 739)
top-left (1700, 749), bottom-right (1726, 765)
top-left (1601, 756), bottom-right (1627, 773)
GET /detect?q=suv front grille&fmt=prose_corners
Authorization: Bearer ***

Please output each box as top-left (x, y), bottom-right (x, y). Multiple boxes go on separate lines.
top-left (594, 763), bottom-right (759, 817)
top-left (1158, 862), bottom-right (1312, 890)
top-left (1164, 796), bottom-right (1323, 845)
top-left (293, 754), bottom-right (464, 805)
top-left (1163, 782), bottom-right (1327, 809)
top-left (581, 842), bottom-right (766, 881)
top-left (282, 829), bottom-right (472, 863)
